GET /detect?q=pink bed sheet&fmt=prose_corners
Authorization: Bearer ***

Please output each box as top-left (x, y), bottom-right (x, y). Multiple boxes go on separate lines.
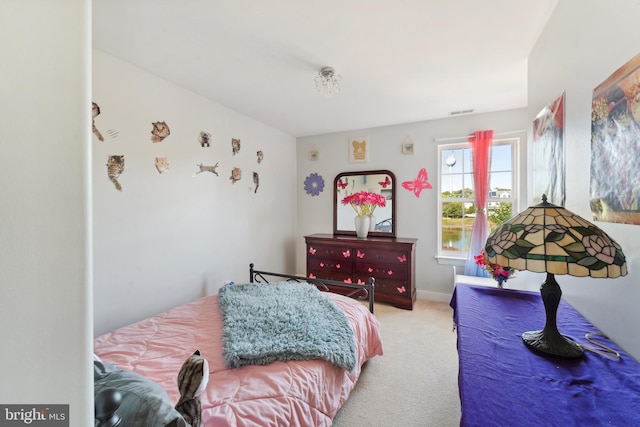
top-left (94, 292), bottom-right (383, 426)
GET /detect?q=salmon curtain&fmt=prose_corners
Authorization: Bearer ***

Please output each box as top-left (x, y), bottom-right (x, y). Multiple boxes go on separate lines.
top-left (464, 130), bottom-right (493, 276)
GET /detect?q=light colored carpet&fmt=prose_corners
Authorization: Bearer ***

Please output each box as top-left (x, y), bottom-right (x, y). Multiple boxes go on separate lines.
top-left (333, 299), bottom-right (461, 426)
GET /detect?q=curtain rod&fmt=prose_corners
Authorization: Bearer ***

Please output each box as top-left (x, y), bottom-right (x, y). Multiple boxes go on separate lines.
top-left (433, 129), bottom-right (526, 142)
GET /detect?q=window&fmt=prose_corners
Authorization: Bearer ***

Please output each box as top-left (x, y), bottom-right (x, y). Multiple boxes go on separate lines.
top-left (437, 138), bottom-right (519, 259)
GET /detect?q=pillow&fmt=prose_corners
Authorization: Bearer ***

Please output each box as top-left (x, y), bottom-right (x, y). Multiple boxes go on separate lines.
top-left (94, 359), bottom-right (188, 427)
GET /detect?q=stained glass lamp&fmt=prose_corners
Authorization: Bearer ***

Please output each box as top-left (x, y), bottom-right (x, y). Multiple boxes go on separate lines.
top-left (483, 195), bottom-right (627, 358)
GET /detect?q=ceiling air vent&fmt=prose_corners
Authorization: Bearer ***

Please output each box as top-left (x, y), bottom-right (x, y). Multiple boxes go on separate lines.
top-left (450, 109), bottom-right (474, 116)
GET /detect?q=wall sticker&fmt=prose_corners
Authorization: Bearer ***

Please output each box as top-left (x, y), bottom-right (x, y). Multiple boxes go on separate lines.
top-left (107, 155), bottom-right (125, 191)
top-left (402, 168), bottom-right (432, 198)
top-left (151, 121), bottom-right (170, 143)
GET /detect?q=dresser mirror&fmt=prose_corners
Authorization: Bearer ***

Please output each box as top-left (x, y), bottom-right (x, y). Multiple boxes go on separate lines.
top-left (333, 170), bottom-right (396, 238)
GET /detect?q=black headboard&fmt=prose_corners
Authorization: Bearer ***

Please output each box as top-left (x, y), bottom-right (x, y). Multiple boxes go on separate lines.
top-left (249, 263), bottom-right (375, 313)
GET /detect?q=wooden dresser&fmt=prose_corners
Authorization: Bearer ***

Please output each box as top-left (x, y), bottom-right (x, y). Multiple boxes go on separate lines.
top-left (305, 233), bottom-right (417, 310)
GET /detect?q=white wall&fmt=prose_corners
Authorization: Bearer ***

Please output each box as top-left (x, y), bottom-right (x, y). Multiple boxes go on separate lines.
top-left (527, 0), bottom-right (640, 360)
top-left (93, 50), bottom-right (298, 335)
top-left (296, 109), bottom-right (529, 300)
top-left (0, 1), bottom-right (93, 426)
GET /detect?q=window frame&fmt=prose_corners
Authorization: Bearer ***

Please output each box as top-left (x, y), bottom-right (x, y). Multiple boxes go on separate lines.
top-left (436, 137), bottom-right (520, 263)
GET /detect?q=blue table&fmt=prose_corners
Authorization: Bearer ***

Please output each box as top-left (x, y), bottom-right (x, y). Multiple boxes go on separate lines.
top-left (450, 284), bottom-right (640, 426)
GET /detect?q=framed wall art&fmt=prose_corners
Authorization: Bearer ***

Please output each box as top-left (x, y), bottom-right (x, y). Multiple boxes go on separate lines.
top-left (532, 92), bottom-right (565, 206)
top-left (402, 141), bottom-right (415, 155)
top-left (348, 136), bottom-right (369, 163)
top-left (590, 52), bottom-right (640, 224)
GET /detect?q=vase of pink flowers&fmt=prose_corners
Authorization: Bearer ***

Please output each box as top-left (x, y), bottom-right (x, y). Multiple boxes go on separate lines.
top-left (342, 191), bottom-right (387, 238)
top-left (474, 249), bottom-right (518, 288)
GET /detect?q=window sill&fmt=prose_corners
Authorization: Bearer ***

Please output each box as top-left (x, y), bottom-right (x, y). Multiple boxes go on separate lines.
top-left (435, 256), bottom-right (466, 267)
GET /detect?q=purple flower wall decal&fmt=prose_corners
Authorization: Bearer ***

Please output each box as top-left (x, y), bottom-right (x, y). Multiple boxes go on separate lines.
top-left (304, 173), bottom-right (325, 196)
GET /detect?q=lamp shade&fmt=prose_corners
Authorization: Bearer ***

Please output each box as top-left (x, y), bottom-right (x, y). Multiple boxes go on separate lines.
top-left (484, 196), bottom-right (627, 278)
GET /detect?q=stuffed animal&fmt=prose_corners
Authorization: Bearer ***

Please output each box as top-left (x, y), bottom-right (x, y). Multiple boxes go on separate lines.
top-left (175, 350), bottom-right (209, 427)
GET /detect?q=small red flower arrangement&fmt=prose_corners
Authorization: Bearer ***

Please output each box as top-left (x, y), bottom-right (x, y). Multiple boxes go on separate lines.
top-left (341, 191), bottom-right (386, 216)
top-left (474, 249), bottom-right (518, 283)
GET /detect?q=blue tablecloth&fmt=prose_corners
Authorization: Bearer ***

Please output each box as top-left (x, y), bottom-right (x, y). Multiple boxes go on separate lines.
top-left (450, 284), bottom-right (640, 427)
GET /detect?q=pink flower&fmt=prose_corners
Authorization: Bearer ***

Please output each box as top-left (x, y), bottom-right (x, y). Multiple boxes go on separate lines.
top-left (341, 191), bottom-right (386, 216)
top-left (475, 249), bottom-right (518, 281)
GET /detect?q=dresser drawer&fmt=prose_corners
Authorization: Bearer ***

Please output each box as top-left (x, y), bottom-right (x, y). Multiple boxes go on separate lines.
top-left (307, 258), bottom-right (354, 275)
top-left (307, 244), bottom-right (353, 261)
top-left (352, 247), bottom-right (410, 266)
top-left (307, 270), bottom-right (353, 283)
top-left (356, 274), bottom-right (408, 295)
top-left (354, 262), bottom-right (408, 281)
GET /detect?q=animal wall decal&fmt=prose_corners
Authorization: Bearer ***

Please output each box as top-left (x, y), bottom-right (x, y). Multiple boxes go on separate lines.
top-left (155, 156), bottom-right (170, 174)
top-left (337, 177), bottom-right (348, 191)
top-left (402, 168), bottom-right (432, 198)
top-left (379, 176), bottom-right (391, 188)
top-left (92, 102), bottom-right (104, 141)
top-left (194, 162), bottom-right (219, 176)
top-left (230, 167), bottom-right (241, 184)
top-left (199, 131), bottom-right (211, 147)
top-left (106, 155), bottom-right (125, 191)
top-left (256, 150), bottom-right (264, 164)
top-left (151, 121), bottom-right (171, 143)
top-left (253, 172), bottom-right (260, 193)
top-left (231, 138), bottom-right (241, 155)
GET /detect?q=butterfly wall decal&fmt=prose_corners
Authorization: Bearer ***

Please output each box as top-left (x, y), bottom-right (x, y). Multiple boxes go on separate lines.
top-left (402, 168), bottom-right (432, 198)
top-left (337, 177), bottom-right (348, 190)
top-left (378, 176), bottom-right (391, 188)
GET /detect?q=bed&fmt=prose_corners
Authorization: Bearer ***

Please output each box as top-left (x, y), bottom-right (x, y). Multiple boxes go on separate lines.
top-left (94, 264), bottom-right (383, 426)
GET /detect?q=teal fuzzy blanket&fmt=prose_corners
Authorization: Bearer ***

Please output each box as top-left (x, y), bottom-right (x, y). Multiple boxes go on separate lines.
top-left (218, 282), bottom-right (356, 371)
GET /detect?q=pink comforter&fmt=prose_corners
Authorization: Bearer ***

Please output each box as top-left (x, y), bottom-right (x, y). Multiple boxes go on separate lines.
top-left (94, 292), bottom-right (383, 426)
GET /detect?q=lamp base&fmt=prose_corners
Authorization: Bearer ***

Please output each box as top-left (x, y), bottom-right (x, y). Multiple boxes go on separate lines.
top-left (522, 272), bottom-right (585, 359)
top-left (522, 330), bottom-right (584, 358)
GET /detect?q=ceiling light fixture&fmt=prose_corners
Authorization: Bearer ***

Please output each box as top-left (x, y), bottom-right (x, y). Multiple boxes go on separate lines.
top-left (315, 67), bottom-right (342, 97)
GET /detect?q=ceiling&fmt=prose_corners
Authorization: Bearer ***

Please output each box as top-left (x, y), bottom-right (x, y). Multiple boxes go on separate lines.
top-left (93, 0), bottom-right (559, 138)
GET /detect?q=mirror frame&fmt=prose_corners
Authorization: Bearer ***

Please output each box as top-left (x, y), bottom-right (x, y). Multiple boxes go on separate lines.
top-left (333, 169), bottom-right (397, 238)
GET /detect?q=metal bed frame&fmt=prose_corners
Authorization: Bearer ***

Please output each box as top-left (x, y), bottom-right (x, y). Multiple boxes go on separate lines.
top-left (249, 263), bottom-right (375, 313)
